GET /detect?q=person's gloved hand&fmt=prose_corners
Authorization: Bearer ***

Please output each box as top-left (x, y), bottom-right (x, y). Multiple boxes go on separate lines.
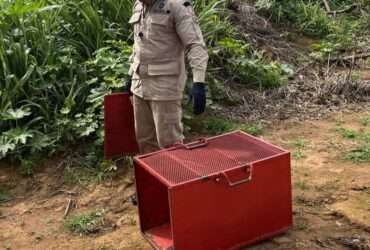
top-left (192, 82), bottom-right (206, 115)
top-left (125, 79), bottom-right (133, 96)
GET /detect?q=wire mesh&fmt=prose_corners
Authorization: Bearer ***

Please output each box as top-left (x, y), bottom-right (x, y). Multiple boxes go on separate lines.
top-left (140, 132), bottom-right (284, 185)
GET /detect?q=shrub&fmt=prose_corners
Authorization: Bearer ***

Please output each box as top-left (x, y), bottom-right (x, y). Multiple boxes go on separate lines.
top-left (211, 38), bottom-right (291, 89)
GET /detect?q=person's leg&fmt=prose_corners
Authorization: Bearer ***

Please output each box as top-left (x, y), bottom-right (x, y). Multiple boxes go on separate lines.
top-left (151, 100), bottom-right (184, 148)
top-left (133, 95), bottom-right (160, 154)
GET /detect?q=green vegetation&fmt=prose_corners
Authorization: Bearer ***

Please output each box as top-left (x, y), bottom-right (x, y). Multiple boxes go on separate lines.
top-left (210, 38), bottom-right (292, 90)
top-left (63, 167), bottom-right (104, 186)
top-left (62, 152), bottom-right (118, 185)
top-left (293, 151), bottom-right (306, 160)
top-left (1, 0), bottom-right (369, 172)
top-left (239, 124), bottom-right (264, 136)
top-left (0, 0), bottom-right (134, 165)
top-left (336, 125), bottom-right (370, 142)
top-left (291, 138), bottom-right (309, 148)
top-left (0, 188), bottom-right (12, 203)
top-left (345, 145), bottom-right (370, 163)
top-left (0, 0), bottom-right (287, 166)
top-left (184, 115), bottom-right (265, 137)
top-left (290, 139), bottom-right (309, 160)
top-left (336, 126), bottom-right (358, 139)
top-left (256, 0), bottom-right (370, 60)
top-left (360, 117), bottom-right (370, 127)
top-left (336, 118), bottom-right (370, 163)
top-left (64, 210), bottom-right (104, 234)
top-left (203, 117), bottom-right (235, 135)
top-left (295, 180), bottom-right (310, 190)
top-left (295, 217), bottom-right (309, 230)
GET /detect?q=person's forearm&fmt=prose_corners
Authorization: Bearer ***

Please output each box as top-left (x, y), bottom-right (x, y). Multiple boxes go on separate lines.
top-left (187, 44), bottom-right (209, 83)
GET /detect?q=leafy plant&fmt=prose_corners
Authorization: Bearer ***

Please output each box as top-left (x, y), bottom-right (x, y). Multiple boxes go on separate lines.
top-left (210, 38), bottom-right (291, 89)
top-left (64, 210), bottom-right (105, 234)
top-left (345, 145), bottom-right (370, 163)
top-left (336, 126), bottom-right (370, 142)
top-left (204, 117), bottom-right (235, 135)
top-left (291, 138), bottom-right (309, 148)
top-left (239, 124), bottom-right (264, 136)
top-left (290, 139), bottom-right (309, 160)
top-left (293, 150), bottom-right (306, 160)
top-left (336, 126), bottom-right (358, 139)
top-left (360, 117), bottom-right (370, 126)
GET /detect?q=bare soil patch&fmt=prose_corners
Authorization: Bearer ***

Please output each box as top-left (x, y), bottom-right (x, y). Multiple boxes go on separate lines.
top-left (1, 111), bottom-right (370, 250)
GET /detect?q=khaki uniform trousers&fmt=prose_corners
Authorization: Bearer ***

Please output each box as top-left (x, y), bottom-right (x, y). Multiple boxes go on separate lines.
top-left (133, 95), bottom-right (184, 154)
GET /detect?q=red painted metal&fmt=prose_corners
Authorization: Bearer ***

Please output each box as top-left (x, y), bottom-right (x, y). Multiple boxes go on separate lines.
top-left (134, 131), bottom-right (292, 250)
top-left (104, 93), bottom-right (139, 159)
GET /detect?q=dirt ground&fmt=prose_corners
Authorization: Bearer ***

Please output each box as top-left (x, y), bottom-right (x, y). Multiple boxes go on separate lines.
top-left (1, 111), bottom-right (370, 250)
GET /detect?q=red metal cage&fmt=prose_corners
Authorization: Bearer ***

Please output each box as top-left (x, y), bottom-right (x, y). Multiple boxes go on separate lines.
top-left (134, 131), bottom-right (292, 250)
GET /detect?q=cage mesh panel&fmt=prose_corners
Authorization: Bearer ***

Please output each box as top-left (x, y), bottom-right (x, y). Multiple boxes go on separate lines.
top-left (140, 132), bottom-right (284, 184)
top-left (209, 133), bottom-right (283, 163)
top-left (142, 153), bottom-right (199, 184)
top-left (170, 149), bottom-right (238, 176)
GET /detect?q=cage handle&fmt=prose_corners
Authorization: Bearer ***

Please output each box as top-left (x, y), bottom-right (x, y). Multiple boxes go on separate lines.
top-left (184, 138), bottom-right (208, 150)
top-left (221, 165), bottom-right (253, 187)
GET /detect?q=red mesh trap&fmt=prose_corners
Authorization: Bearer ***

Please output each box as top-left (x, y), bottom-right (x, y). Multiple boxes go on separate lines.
top-left (135, 131), bottom-right (292, 250)
top-left (104, 93), bottom-right (139, 158)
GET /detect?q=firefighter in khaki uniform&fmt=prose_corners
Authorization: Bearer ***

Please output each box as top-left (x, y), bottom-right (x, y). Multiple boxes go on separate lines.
top-left (127, 0), bottom-right (209, 154)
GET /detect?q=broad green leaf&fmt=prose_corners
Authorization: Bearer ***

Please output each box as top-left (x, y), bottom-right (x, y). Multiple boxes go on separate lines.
top-left (3, 128), bottom-right (33, 145)
top-left (0, 136), bottom-right (16, 158)
top-left (1, 107), bottom-right (32, 121)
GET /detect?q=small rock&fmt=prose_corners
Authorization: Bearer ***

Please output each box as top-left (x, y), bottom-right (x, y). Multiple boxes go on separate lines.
top-left (273, 236), bottom-right (294, 244)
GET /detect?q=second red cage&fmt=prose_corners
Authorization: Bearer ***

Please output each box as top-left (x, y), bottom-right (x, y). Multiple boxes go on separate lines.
top-left (134, 131), bottom-right (292, 250)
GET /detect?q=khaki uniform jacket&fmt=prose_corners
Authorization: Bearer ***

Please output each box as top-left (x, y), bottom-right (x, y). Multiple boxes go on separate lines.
top-left (128, 0), bottom-right (209, 101)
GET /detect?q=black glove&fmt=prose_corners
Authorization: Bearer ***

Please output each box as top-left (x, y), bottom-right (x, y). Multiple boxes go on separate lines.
top-left (125, 78), bottom-right (133, 96)
top-left (192, 82), bottom-right (206, 115)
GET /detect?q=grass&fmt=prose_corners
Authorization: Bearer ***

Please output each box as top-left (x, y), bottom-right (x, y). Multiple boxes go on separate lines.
top-left (63, 166), bottom-right (112, 186)
top-left (64, 210), bottom-right (104, 234)
top-left (345, 145), bottom-right (370, 163)
top-left (336, 126), bottom-right (358, 139)
top-left (295, 217), bottom-right (309, 231)
top-left (360, 117), bottom-right (370, 127)
top-left (336, 122), bottom-right (370, 143)
top-left (295, 180), bottom-right (310, 191)
top-left (335, 121), bottom-right (370, 163)
top-left (293, 151), bottom-right (305, 160)
top-left (239, 124), bottom-right (264, 136)
top-left (204, 117), bottom-right (235, 135)
top-left (290, 138), bottom-right (309, 160)
top-left (291, 139), bottom-right (309, 148)
top-left (0, 188), bottom-right (12, 203)
top-left (198, 116), bottom-right (265, 137)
